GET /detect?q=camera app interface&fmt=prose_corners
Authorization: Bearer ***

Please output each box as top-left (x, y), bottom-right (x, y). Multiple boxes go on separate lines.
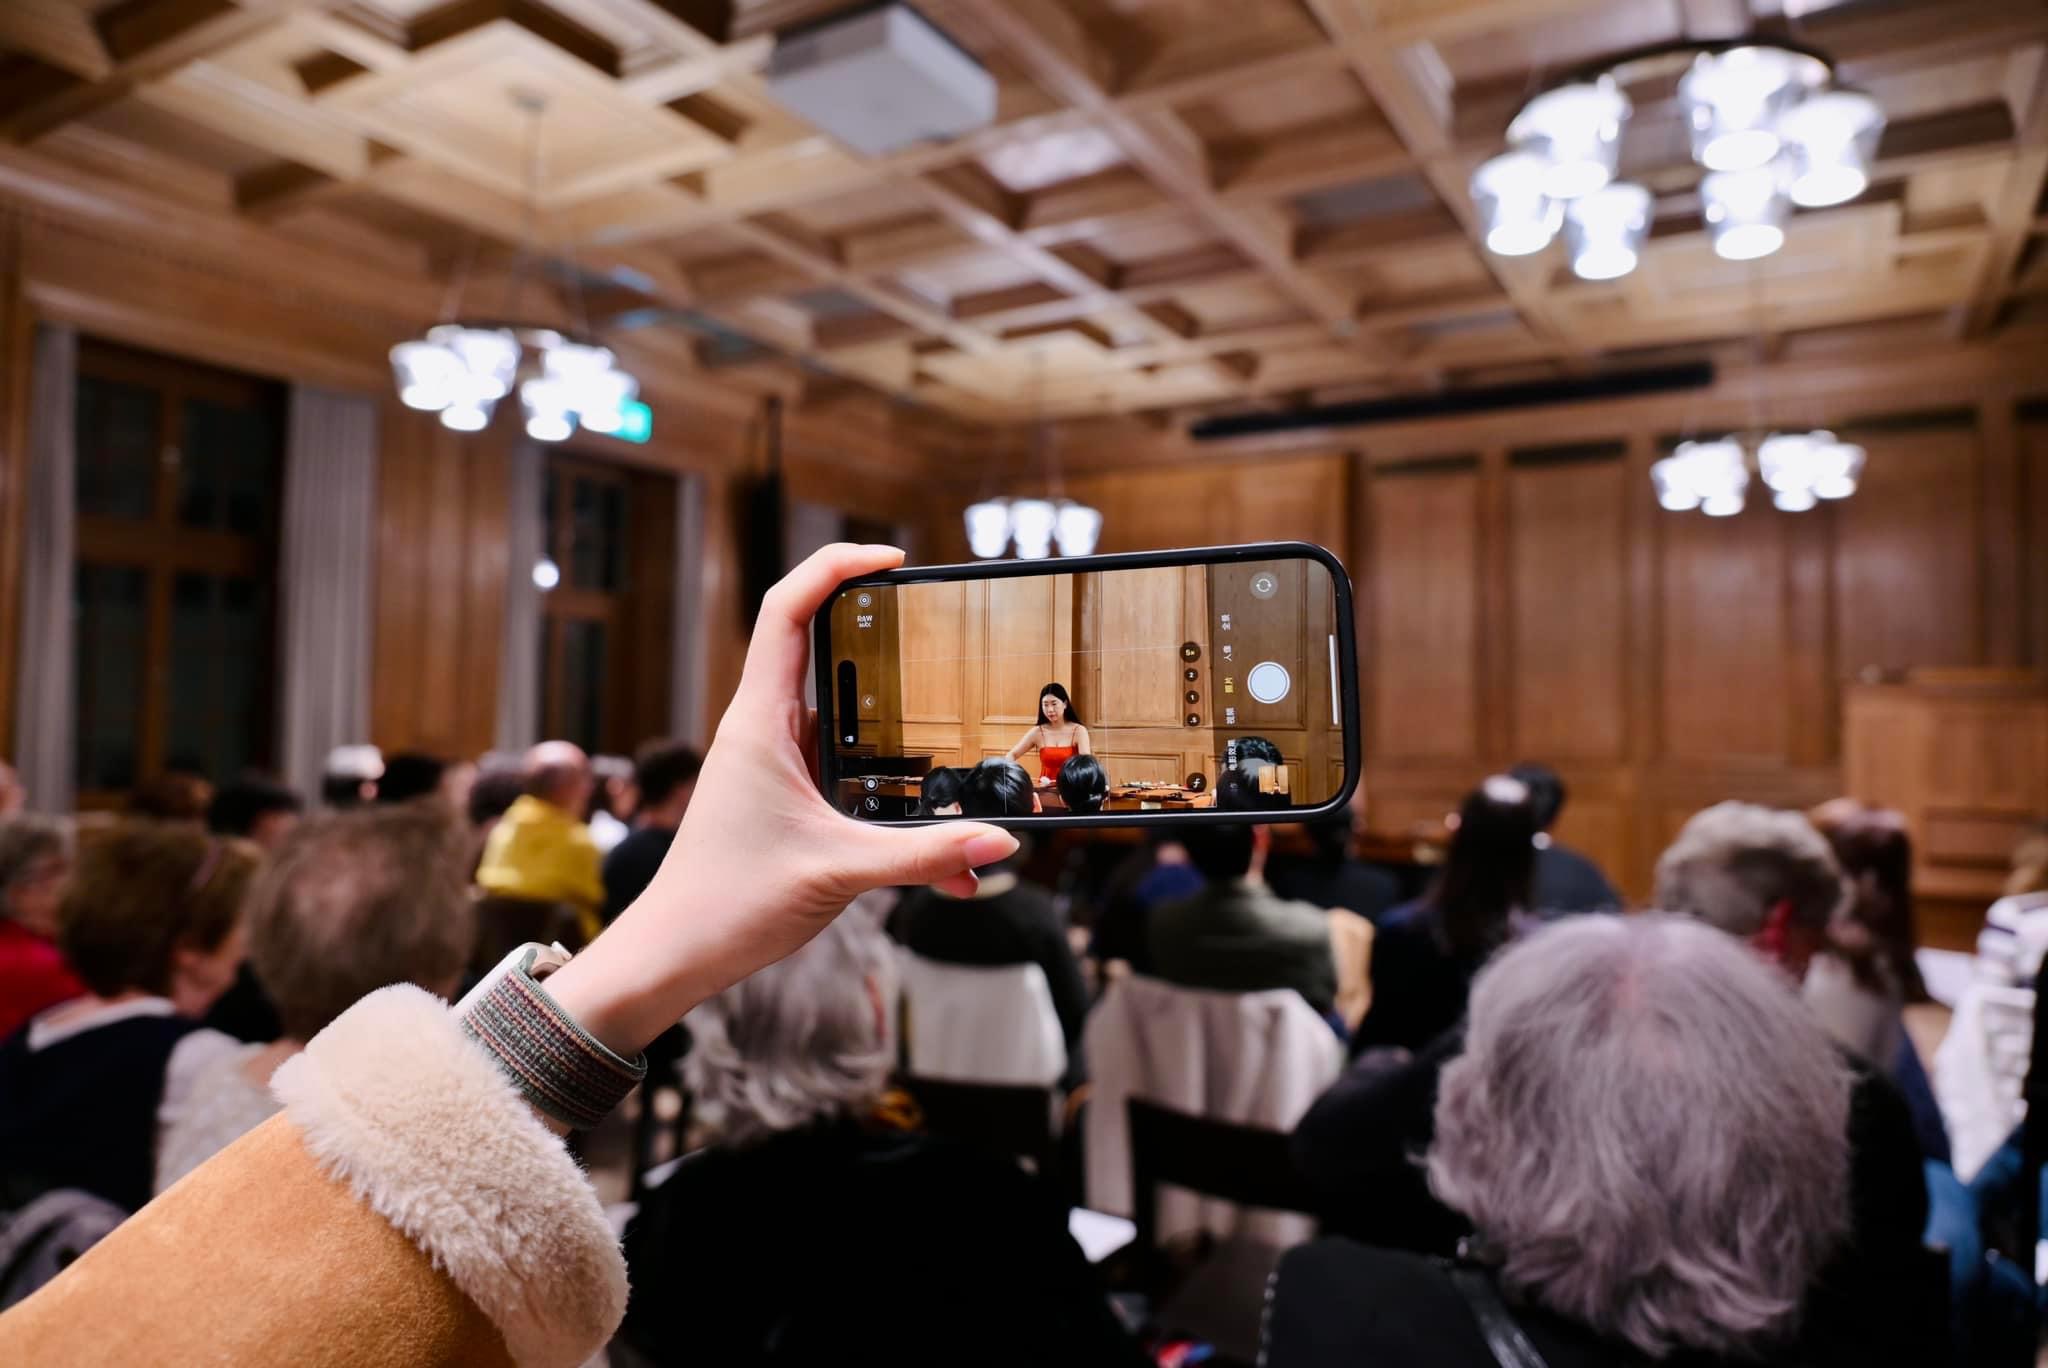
top-left (829, 558), bottom-right (1343, 819)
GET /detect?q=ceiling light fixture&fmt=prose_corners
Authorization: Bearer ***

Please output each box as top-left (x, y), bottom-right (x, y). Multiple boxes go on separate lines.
top-left (961, 356), bottom-right (1103, 559)
top-left (1658, 431), bottom-right (1865, 516)
top-left (387, 93), bottom-right (641, 442)
top-left (1473, 40), bottom-right (1880, 277)
top-left (1565, 181), bottom-right (1652, 280)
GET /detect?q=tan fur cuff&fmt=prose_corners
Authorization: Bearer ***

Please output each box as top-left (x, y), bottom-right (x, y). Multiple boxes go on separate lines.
top-left (272, 985), bottom-right (627, 1368)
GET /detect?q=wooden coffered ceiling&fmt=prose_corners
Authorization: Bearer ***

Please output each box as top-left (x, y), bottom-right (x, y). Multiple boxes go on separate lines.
top-left (3, 0), bottom-right (2047, 423)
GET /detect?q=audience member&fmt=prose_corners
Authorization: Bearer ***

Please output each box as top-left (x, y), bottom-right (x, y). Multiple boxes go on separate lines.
top-left (0, 543), bottom-right (1025, 1368)
top-left (2006, 821), bottom-right (2048, 897)
top-left (375, 752), bottom-right (451, 806)
top-left (0, 816), bottom-right (83, 1041)
top-left (616, 905), bottom-right (1143, 1368)
top-left (893, 832), bottom-right (1089, 1089)
top-left (1507, 761), bottom-right (1621, 915)
top-left (1266, 785), bottom-right (1400, 923)
top-left (919, 765), bottom-right (965, 817)
top-left (128, 772), bottom-right (213, 823)
top-left (1803, 804), bottom-right (1928, 1149)
top-left (1086, 831), bottom-right (1200, 972)
top-left (1351, 775), bottom-right (1536, 1055)
top-left (588, 754), bottom-right (637, 855)
top-left (476, 741), bottom-right (605, 942)
top-left (960, 757), bottom-right (1039, 817)
top-left (156, 808), bottom-right (474, 1194)
top-left (201, 779), bottom-right (304, 1044)
top-left (1810, 798), bottom-right (1928, 1005)
top-left (1147, 770), bottom-right (1337, 1014)
top-left (206, 777), bottom-right (303, 851)
top-left (0, 758), bottom-right (26, 816)
top-left (1055, 753), bottom-right (1108, 814)
top-left (466, 766), bottom-right (525, 833)
top-left (0, 822), bottom-right (258, 1211)
top-left (320, 745), bottom-right (382, 808)
top-left (1654, 801), bottom-right (1938, 1366)
top-left (1268, 915), bottom-right (1851, 1368)
top-left (601, 743), bottom-right (702, 925)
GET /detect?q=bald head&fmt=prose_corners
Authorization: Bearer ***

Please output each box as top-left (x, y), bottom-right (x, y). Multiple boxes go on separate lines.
top-left (524, 741), bottom-right (594, 814)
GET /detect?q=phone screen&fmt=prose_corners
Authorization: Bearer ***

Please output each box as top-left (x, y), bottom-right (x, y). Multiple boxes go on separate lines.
top-left (819, 549), bottom-right (1352, 822)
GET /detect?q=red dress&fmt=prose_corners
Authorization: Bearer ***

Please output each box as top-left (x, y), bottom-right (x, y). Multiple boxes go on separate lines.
top-left (0, 920), bottom-right (85, 1041)
top-left (1038, 744), bottom-right (1078, 784)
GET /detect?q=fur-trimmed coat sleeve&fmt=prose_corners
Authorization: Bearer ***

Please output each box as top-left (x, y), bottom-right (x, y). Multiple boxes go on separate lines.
top-left (0, 985), bottom-right (628, 1368)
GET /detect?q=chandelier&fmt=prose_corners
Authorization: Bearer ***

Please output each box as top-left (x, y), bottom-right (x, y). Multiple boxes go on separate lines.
top-left (1652, 431), bottom-right (1865, 515)
top-left (388, 93), bottom-right (641, 442)
top-left (963, 355), bottom-right (1102, 559)
top-left (963, 497), bottom-right (1102, 559)
top-left (1471, 42), bottom-right (1884, 277)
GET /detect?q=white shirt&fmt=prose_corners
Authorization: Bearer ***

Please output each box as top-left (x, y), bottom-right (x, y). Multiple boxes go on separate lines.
top-left (154, 1041), bottom-right (285, 1194)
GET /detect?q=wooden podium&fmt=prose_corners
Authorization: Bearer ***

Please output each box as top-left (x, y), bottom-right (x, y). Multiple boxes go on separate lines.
top-left (1844, 670), bottom-right (2048, 908)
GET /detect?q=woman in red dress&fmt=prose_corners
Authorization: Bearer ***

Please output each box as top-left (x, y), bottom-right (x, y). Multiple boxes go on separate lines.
top-left (1005, 682), bottom-right (1092, 788)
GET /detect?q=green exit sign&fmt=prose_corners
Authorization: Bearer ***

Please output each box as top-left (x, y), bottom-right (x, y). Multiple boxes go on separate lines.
top-left (614, 399), bottom-right (652, 443)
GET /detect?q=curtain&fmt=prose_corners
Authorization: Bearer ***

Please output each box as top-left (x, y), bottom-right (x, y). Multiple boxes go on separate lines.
top-left (14, 326), bottom-right (76, 813)
top-left (671, 472), bottom-right (708, 745)
top-left (785, 500), bottom-right (845, 708)
top-left (494, 440), bottom-right (544, 751)
top-left (277, 387), bottom-right (378, 799)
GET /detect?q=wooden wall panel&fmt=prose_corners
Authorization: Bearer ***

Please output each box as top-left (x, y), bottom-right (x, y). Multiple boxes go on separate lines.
top-left (1659, 501), bottom-right (1789, 764)
top-left (982, 576), bottom-right (1067, 726)
top-left (369, 406), bottom-right (509, 760)
top-left (1094, 566), bottom-right (1186, 728)
top-left (2021, 416), bottom-right (2048, 671)
top-left (1832, 423), bottom-right (1981, 674)
top-left (899, 580), bottom-right (966, 724)
top-left (1507, 457), bottom-right (1628, 762)
top-left (1368, 466), bottom-right (1481, 762)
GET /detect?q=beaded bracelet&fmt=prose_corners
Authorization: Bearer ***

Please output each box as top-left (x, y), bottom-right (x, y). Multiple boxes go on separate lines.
top-left (458, 945), bottom-right (647, 1131)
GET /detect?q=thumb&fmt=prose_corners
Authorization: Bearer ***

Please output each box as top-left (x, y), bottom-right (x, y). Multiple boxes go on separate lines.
top-left (849, 822), bottom-right (1018, 896)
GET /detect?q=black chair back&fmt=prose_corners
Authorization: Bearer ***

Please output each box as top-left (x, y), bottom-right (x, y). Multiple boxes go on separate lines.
top-left (903, 1075), bottom-right (1057, 1175)
top-left (1126, 1097), bottom-right (1318, 1254)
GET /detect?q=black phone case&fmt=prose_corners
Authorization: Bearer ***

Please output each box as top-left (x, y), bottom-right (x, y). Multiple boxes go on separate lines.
top-left (811, 541), bottom-right (1361, 829)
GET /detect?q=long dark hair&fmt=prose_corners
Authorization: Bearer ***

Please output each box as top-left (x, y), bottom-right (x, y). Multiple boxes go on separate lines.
top-left (1037, 682), bottom-right (1079, 727)
top-left (1429, 776), bottom-right (1539, 960)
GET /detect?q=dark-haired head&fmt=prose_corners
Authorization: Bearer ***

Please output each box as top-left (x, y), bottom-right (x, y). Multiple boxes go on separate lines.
top-left (1056, 754), bottom-right (1109, 814)
top-left (376, 752), bottom-right (449, 806)
top-left (1430, 775), bottom-right (1539, 959)
top-left (1181, 770), bottom-right (1266, 882)
top-left (207, 776), bottom-right (303, 849)
top-left (961, 758), bottom-right (1035, 819)
top-left (467, 769), bottom-right (525, 829)
top-left (130, 772), bottom-right (213, 823)
top-left (1507, 761), bottom-right (1565, 831)
top-left (1037, 683), bottom-right (1079, 728)
top-left (635, 742), bottom-right (703, 824)
top-left (920, 766), bottom-right (966, 817)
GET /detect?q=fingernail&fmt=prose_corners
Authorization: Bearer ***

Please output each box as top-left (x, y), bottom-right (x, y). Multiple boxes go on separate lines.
top-left (961, 830), bottom-right (1018, 867)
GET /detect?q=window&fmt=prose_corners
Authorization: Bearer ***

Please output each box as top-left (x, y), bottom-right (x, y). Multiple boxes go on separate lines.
top-left (538, 455), bottom-right (630, 753)
top-left (72, 341), bottom-right (284, 802)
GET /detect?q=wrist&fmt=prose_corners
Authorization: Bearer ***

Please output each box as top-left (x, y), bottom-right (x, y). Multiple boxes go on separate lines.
top-left (539, 912), bottom-right (731, 1057)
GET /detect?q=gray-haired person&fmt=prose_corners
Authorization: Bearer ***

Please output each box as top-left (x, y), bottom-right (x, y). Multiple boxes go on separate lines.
top-left (1653, 802), bottom-right (1939, 1366)
top-left (1269, 915), bottom-right (1854, 1367)
top-left (613, 901), bottom-right (1145, 1368)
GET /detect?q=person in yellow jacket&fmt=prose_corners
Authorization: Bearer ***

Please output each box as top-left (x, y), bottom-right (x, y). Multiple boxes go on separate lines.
top-left (0, 543), bottom-right (1019, 1368)
top-left (476, 741), bottom-right (607, 942)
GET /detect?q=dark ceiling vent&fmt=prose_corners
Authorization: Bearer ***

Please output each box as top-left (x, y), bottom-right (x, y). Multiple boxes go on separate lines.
top-left (1188, 361), bottom-right (1716, 442)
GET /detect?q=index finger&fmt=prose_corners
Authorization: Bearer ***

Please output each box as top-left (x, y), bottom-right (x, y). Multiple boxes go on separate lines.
top-left (740, 543), bottom-right (906, 702)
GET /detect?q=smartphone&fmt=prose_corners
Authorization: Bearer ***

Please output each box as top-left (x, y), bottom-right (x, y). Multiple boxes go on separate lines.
top-left (813, 542), bottom-right (1359, 827)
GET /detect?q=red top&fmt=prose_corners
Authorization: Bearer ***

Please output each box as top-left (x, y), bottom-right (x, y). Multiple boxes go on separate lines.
top-left (0, 919), bottom-right (86, 1042)
top-left (1038, 744), bottom-right (1078, 783)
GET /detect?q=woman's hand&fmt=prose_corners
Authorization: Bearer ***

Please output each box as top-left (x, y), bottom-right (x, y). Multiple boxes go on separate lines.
top-left (544, 544), bottom-right (1018, 1055)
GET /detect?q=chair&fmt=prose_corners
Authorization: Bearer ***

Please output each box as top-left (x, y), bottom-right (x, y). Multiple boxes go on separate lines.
top-left (1127, 1097), bottom-right (1320, 1365)
top-left (901, 1074), bottom-right (1057, 1176)
top-left (895, 949), bottom-right (1067, 1089)
top-left (628, 1024), bottom-right (694, 1206)
top-left (1083, 976), bottom-right (1341, 1245)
